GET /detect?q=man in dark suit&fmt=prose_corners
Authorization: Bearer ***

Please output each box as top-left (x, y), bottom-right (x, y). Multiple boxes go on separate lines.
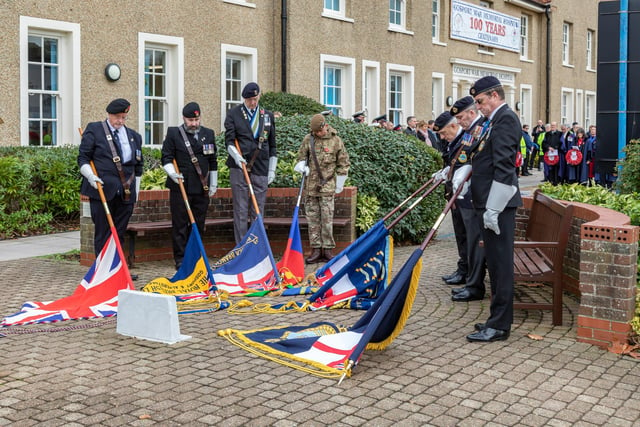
top-left (78, 98), bottom-right (144, 257)
top-left (161, 102), bottom-right (217, 269)
top-left (542, 122), bottom-right (562, 185)
top-left (224, 82), bottom-right (277, 244)
top-left (463, 76), bottom-right (522, 342)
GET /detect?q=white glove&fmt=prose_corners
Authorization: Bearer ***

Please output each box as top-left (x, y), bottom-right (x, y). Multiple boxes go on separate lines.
top-left (80, 164), bottom-right (104, 190)
top-left (483, 209), bottom-right (501, 235)
top-left (227, 145), bottom-right (246, 168)
top-left (294, 160), bottom-right (310, 176)
top-left (431, 166), bottom-right (450, 182)
top-left (483, 180), bottom-right (518, 235)
top-left (335, 175), bottom-right (347, 194)
top-left (268, 156), bottom-right (278, 185)
top-left (135, 176), bottom-right (141, 196)
top-left (208, 171), bottom-right (218, 197)
top-left (451, 164), bottom-right (472, 196)
top-left (457, 181), bottom-right (470, 200)
top-left (162, 163), bottom-right (183, 184)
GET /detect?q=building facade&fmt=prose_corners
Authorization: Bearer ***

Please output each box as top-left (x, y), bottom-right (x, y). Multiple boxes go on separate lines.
top-left (0, 0), bottom-right (598, 148)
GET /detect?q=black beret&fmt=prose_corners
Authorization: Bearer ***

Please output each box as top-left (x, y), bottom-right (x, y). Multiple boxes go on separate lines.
top-left (182, 102), bottom-right (201, 118)
top-left (469, 76), bottom-right (502, 96)
top-left (352, 110), bottom-right (365, 118)
top-left (450, 96), bottom-right (475, 115)
top-left (373, 114), bottom-right (387, 122)
top-left (242, 82), bottom-right (260, 99)
top-left (432, 111), bottom-right (454, 132)
top-left (106, 98), bottom-right (130, 114)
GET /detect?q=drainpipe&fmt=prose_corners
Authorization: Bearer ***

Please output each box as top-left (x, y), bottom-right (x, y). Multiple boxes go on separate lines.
top-left (544, 4), bottom-right (551, 123)
top-left (281, 0), bottom-right (288, 92)
top-left (618, 0), bottom-right (629, 166)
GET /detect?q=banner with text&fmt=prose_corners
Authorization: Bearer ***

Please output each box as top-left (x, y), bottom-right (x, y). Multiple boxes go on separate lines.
top-left (450, 0), bottom-right (520, 53)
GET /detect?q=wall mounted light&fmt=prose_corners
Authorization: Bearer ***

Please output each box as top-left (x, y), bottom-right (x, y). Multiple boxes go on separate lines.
top-left (446, 96), bottom-right (454, 107)
top-left (104, 63), bottom-right (121, 82)
top-left (515, 101), bottom-right (522, 111)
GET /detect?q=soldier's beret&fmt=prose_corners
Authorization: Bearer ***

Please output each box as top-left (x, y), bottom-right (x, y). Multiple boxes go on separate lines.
top-left (310, 114), bottom-right (326, 132)
top-left (432, 111), bottom-right (454, 132)
top-left (242, 82), bottom-right (260, 99)
top-left (450, 96), bottom-right (475, 115)
top-left (373, 114), bottom-right (387, 122)
top-left (106, 98), bottom-right (131, 114)
top-left (182, 102), bottom-right (201, 118)
top-left (469, 76), bottom-right (502, 96)
top-left (352, 110), bottom-right (365, 118)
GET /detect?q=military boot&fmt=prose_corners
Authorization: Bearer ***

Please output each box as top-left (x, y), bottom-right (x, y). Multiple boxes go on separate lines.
top-left (305, 248), bottom-right (322, 264)
top-left (322, 248), bottom-right (335, 261)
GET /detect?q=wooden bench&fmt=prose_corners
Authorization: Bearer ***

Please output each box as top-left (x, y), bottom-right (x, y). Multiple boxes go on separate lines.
top-left (126, 216), bottom-right (351, 266)
top-left (513, 189), bottom-right (574, 326)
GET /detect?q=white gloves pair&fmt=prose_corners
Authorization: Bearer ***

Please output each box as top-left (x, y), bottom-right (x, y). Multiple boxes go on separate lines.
top-left (294, 160), bottom-right (310, 176)
top-left (483, 181), bottom-right (518, 235)
top-left (451, 164), bottom-right (472, 200)
top-left (163, 163), bottom-right (218, 197)
top-left (335, 175), bottom-right (347, 194)
top-left (227, 147), bottom-right (277, 185)
top-left (268, 156), bottom-right (278, 185)
top-left (227, 146), bottom-right (246, 168)
top-left (208, 171), bottom-right (218, 196)
top-left (80, 164), bottom-right (104, 190)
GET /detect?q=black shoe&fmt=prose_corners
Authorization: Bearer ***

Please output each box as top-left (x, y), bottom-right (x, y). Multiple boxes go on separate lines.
top-left (444, 273), bottom-right (466, 285)
top-left (441, 271), bottom-right (460, 282)
top-left (451, 287), bottom-right (466, 295)
top-left (467, 328), bottom-right (510, 342)
top-left (474, 323), bottom-right (485, 331)
top-left (306, 248), bottom-right (322, 264)
top-left (131, 274), bottom-right (139, 281)
top-left (451, 289), bottom-right (483, 302)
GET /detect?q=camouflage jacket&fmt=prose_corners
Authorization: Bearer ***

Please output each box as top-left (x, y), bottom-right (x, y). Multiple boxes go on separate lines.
top-left (297, 126), bottom-right (350, 196)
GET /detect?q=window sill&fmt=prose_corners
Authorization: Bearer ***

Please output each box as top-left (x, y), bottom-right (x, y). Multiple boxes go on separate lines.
top-left (223, 0), bottom-right (256, 8)
top-left (432, 40), bottom-right (447, 47)
top-left (563, 63), bottom-right (575, 69)
top-left (321, 12), bottom-right (355, 23)
top-left (586, 68), bottom-right (596, 73)
top-left (477, 49), bottom-right (495, 56)
top-left (388, 26), bottom-right (415, 36)
top-left (520, 58), bottom-right (534, 64)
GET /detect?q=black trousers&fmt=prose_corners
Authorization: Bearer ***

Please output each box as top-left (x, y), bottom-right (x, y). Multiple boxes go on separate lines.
top-left (460, 207), bottom-right (486, 296)
top-left (90, 197), bottom-right (134, 256)
top-left (169, 190), bottom-right (209, 265)
top-left (479, 206), bottom-right (516, 331)
top-left (451, 205), bottom-right (469, 277)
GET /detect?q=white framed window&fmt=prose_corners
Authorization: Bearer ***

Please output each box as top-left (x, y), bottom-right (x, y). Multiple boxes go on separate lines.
top-left (221, 44), bottom-right (258, 129)
top-left (362, 60), bottom-right (380, 122)
top-left (585, 91), bottom-right (596, 128)
top-left (138, 33), bottom-right (183, 146)
top-left (320, 55), bottom-right (355, 118)
top-left (519, 84), bottom-right (532, 128)
top-left (432, 0), bottom-right (441, 42)
top-left (586, 29), bottom-right (595, 71)
top-left (561, 88), bottom-right (574, 125)
top-left (20, 17), bottom-right (81, 146)
top-left (478, 1), bottom-right (494, 54)
top-left (520, 15), bottom-right (529, 59)
top-left (389, 0), bottom-right (406, 31)
top-left (386, 64), bottom-right (414, 126)
top-left (562, 22), bottom-right (572, 66)
top-left (431, 72), bottom-right (444, 119)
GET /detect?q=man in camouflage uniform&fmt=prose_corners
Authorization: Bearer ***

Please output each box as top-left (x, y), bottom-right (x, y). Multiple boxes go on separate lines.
top-left (294, 114), bottom-right (350, 263)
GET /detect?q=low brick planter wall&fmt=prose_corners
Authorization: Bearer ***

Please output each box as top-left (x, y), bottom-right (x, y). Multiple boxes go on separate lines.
top-left (517, 195), bottom-right (639, 348)
top-left (80, 187), bottom-right (357, 267)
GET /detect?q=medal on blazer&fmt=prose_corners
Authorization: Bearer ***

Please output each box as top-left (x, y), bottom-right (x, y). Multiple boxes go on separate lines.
top-left (458, 152), bottom-right (468, 163)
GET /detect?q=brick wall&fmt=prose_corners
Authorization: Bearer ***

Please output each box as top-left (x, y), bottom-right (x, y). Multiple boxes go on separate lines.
top-left (80, 187), bottom-right (357, 266)
top-left (517, 196), bottom-right (639, 348)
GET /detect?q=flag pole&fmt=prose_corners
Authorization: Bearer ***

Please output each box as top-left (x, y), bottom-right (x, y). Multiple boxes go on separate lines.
top-left (385, 177), bottom-right (443, 230)
top-left (382, 176), bottom-right (438, 221)
top-left (89, 161), bottom-right (134, 283)
top-left (172, 160), bottom-right (221, 304)
top-left (234, 139), bottom-right (261, 215)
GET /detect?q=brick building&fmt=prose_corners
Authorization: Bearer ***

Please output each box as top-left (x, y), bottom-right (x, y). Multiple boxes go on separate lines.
top-left (0, 0), bottom-right (598, 147)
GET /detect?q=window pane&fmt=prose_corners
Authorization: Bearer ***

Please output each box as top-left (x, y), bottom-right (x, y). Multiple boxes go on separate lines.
top-left (42, 94), bottom-right (56, 119)
top-left (154, 74), bottom-right (165, 97)
top-left (29, 93), bottom-right (40, 119)
top-left (29, 64), bottom-right (42, 90)
top-left (44, 65), bottom-right (58, 91)
top-left (29, 121), bottom-right (41, 146)
top-left (152, 99), bottom-right (164, 121)
top-left (44, 38), bottom-right (58, 64)
top-left (28, 36), bottom-right (42, 62)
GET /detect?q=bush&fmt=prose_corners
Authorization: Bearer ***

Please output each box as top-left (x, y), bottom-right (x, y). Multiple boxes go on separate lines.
top-left (617, 139), bottom-right (640, 194)
top-left (259, 92), bottom-right (326, 117)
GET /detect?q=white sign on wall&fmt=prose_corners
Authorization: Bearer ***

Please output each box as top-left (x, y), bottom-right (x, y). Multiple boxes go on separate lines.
top-left (450, 0), bottom-right (520, 53)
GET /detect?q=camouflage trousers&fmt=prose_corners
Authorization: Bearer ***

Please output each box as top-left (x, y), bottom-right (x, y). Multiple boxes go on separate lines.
top-left (304, 194), bottom-right (335, 248)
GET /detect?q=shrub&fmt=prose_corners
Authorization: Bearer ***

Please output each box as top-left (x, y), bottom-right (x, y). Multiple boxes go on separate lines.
top-left (617, 139), bottom-right (640, 194)
top-left (259, 92), bottom-right (326, 117)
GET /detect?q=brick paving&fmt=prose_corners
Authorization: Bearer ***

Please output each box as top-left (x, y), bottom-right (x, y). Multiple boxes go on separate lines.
top-left (1, 230), bottom-right (639, 426)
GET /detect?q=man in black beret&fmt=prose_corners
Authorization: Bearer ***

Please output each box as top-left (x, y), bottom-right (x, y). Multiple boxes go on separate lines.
top-left (161, 102), bottom-right (217, 269)
top-left (78, 98), bottom-right (144, 266)
top-left (448, 96), bottom-right (488, 303)
top-left (464, 76), bottom-right (522, 343)
top-left (352, 110), bottom-right (365, 123)
top-left (224, 82), bottom-right (277, 244)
